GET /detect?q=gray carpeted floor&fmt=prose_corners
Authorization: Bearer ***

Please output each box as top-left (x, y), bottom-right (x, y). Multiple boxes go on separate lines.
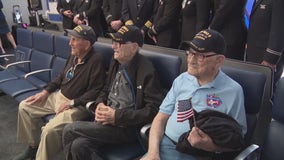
top-left (0, 94), bottom-right (25, 160)
top-left (0, 94), bottom-right (64, 160)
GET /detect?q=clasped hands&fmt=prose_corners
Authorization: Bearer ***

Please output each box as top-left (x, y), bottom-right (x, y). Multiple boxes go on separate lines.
top-left (95, 103), bottom-right (116, 125)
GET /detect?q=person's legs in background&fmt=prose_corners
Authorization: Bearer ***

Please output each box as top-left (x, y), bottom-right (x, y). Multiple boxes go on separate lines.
top-left (6, 32), bottom-right (16, 49)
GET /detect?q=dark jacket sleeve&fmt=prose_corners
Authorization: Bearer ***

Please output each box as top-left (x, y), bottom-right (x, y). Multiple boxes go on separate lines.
top-left (95, 56), bottom-right (118, 105)
top-left (195, 0), bottom-right (211, 33)
top-left (102, 0), bottom-right (112, 24)
top-left (153, 0), bottom-right (182, 33)
top-left (121, 0), bottom-right (131, 23)
top-left (263, 0), bottom-right (284, 64)
top-left (76, 0), bottom-right (102, 20)
top-left (56, 0), bottom-right (64, 14)
top-left (209, 0), bottom-right (237, 30)
top-left (73, 53), bottom-right (106, 106)
top-left (44, 56), bottom-right (71, 93)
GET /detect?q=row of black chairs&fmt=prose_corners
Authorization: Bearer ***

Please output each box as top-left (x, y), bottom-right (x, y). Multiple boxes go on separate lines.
top-left (0, 28), bottom-right (281, 160)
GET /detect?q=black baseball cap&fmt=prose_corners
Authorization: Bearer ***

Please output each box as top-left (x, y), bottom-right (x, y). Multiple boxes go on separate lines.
top-left (65, 25), bottom-right (97, 44)
top-left (108, 25), bottom-right (144, 47)
top-left (181, 29), bottom-right (226, 55)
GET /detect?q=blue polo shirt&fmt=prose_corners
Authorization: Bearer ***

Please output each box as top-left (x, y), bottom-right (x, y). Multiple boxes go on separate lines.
top-left (160, 70), bottom-right (247, 143)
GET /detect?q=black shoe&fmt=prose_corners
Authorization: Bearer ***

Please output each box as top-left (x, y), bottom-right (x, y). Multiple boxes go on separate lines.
top-left (13, 146), bottom-right (37, 160)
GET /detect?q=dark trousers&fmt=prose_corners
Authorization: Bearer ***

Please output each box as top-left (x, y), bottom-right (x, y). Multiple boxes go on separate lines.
top-left (62, 121), bottom-right (137, 160)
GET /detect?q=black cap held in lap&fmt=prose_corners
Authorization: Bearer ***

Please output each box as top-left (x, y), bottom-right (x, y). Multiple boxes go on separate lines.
top-left (108, 25), bottom-right (144, 47)
top-left (65, 25), bottom-right (97, 45)
top-left (181, 29), bottom-right (226, 55)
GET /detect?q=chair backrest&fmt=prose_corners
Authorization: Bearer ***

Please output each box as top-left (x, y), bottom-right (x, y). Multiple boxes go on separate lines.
top-left (221, 66), bottom-right (266, 143)
top-left (93, 42), bottom-right (114, 71)
top-left (140, 49), bottom-right (182, 91)
top-left (52, 35), bottom-right (71, 80)
top-left (261, 77), bottom-right (284, 160)
top-left (13, 28), bottom-right (33, 73)
top-left (29, 31), bottom-right (54, 83)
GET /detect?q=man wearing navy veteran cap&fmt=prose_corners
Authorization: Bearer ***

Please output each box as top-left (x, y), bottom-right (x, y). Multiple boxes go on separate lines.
top-left (65, 24), bottom-right (97, 45)
top-left (62, 25), bottom-right (165, 160)
top-left (142, 29), bottom-right (246, 160)
top-left (13, 24), bottom-right (106, 160)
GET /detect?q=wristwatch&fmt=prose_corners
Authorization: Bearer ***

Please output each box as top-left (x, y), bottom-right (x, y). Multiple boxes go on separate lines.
top-left (70, 100), bottom-right (75, 108)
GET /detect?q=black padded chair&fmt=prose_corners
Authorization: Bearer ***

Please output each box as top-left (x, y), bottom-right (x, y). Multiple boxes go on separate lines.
top-left (260, 77), bottom-right (284, 160)
top-left (140, 65), bottom-right (267, 159)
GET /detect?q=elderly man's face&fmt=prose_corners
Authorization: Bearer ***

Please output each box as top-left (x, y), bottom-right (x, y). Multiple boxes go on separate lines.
top-left (187, 48), bottom-right (223, 79)
top-left (112, 41), bottom-right (139, 64)
top-left (69, 36), bottom-right (91, 57)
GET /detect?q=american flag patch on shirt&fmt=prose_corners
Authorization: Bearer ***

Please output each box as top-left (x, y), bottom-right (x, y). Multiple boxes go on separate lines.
top-left (177, 98), bottom-right (194, 122)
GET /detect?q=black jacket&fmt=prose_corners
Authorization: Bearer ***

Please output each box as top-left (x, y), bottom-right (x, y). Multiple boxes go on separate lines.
top-left (121, 0), bottom-right (158, 30)
top-left (152, 0), bottom-right (182, 48)
top-left (246, 0), bottom-right (284, 65)
top-left (180, 0), bottom-right (211, 42)
top-left (209, 0), bottom-right (247, 51)
top-left (103, 0), bottom-right (122, 24)
top-left (176, 109), bottom-right (244, 159)
top-left (96, 53), bottom-right (165, 127)
top-left (56, 0), bottom-right (76, 29)
top-left (45, 48), bottom-right (106, 107)
top-left (73, 0), bottom-right (104, 36)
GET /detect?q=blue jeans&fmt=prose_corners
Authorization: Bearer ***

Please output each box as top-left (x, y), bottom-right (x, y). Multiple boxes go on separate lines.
top-left (143, 136), bottom-right (197, 160)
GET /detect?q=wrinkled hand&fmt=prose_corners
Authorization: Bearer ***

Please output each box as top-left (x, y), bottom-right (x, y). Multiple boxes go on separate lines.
top-left (261, 60), bottom-right (276, 72)
top-left (25, 90), bottom-right (49, 105)
top-left (188, 127), bottom-right (219, 152)
top-left (110, 20), bottom-right (122, 31)
top-left (63, 10), bottom-right (73, 18)
top-left (56, 101), bottom-right (72, 115)
top-left (95, 103), bottom-right (116, 125)
top-left (73, 16), bottom-right (80, 24)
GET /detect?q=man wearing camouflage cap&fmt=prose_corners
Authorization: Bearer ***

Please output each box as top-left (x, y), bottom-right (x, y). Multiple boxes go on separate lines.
top-left (13, 25), bottom-right (105, 160)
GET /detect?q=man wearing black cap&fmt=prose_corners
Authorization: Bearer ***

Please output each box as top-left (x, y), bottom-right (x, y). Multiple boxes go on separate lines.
top-left (13, 25), bottom-right (106, 160)
top-left (142, 29), bottom-right (247, 160)
top-left (62, 25), bottom-right (165, 160)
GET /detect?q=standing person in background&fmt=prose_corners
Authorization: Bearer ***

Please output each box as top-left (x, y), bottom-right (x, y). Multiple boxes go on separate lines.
top-left (246, 0), bottom-right (284, 84)
top-left (57, 0), bottom-right (76, 30)
top-left (179, 0), bottom-right (211, 47)
top-left (0, 0), bottom-right (16, 54)
top-left (73, 0), bottom-right (104, 37)
top-left (209, 0), bottom-right (247, 60)
top-left (103, 0), bottom-right (123, 33)
top-left (148, 0), bottom-right (183, 49)
top-left (121, 0), bottom-right (159, 45)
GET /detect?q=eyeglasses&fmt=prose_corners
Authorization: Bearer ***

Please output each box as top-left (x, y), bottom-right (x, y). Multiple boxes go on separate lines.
top-left (186, 50), bottom-right (217, 62)
top-left (112, 41), bottom-right (132, 47)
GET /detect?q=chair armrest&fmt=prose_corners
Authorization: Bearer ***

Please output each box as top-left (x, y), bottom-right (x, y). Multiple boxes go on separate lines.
top-left (0, 54), bottom-right (14, 58)
top-left (86, 101), bottom-right (96, 113)
top-left (140, 123), bottom-right (151, 140)
top-left (233, 144), bottom-right (260, 160)
top-left (24, 69), bottom-right (52, 79)
top-left (6, 60), bottom-right (31, 69)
